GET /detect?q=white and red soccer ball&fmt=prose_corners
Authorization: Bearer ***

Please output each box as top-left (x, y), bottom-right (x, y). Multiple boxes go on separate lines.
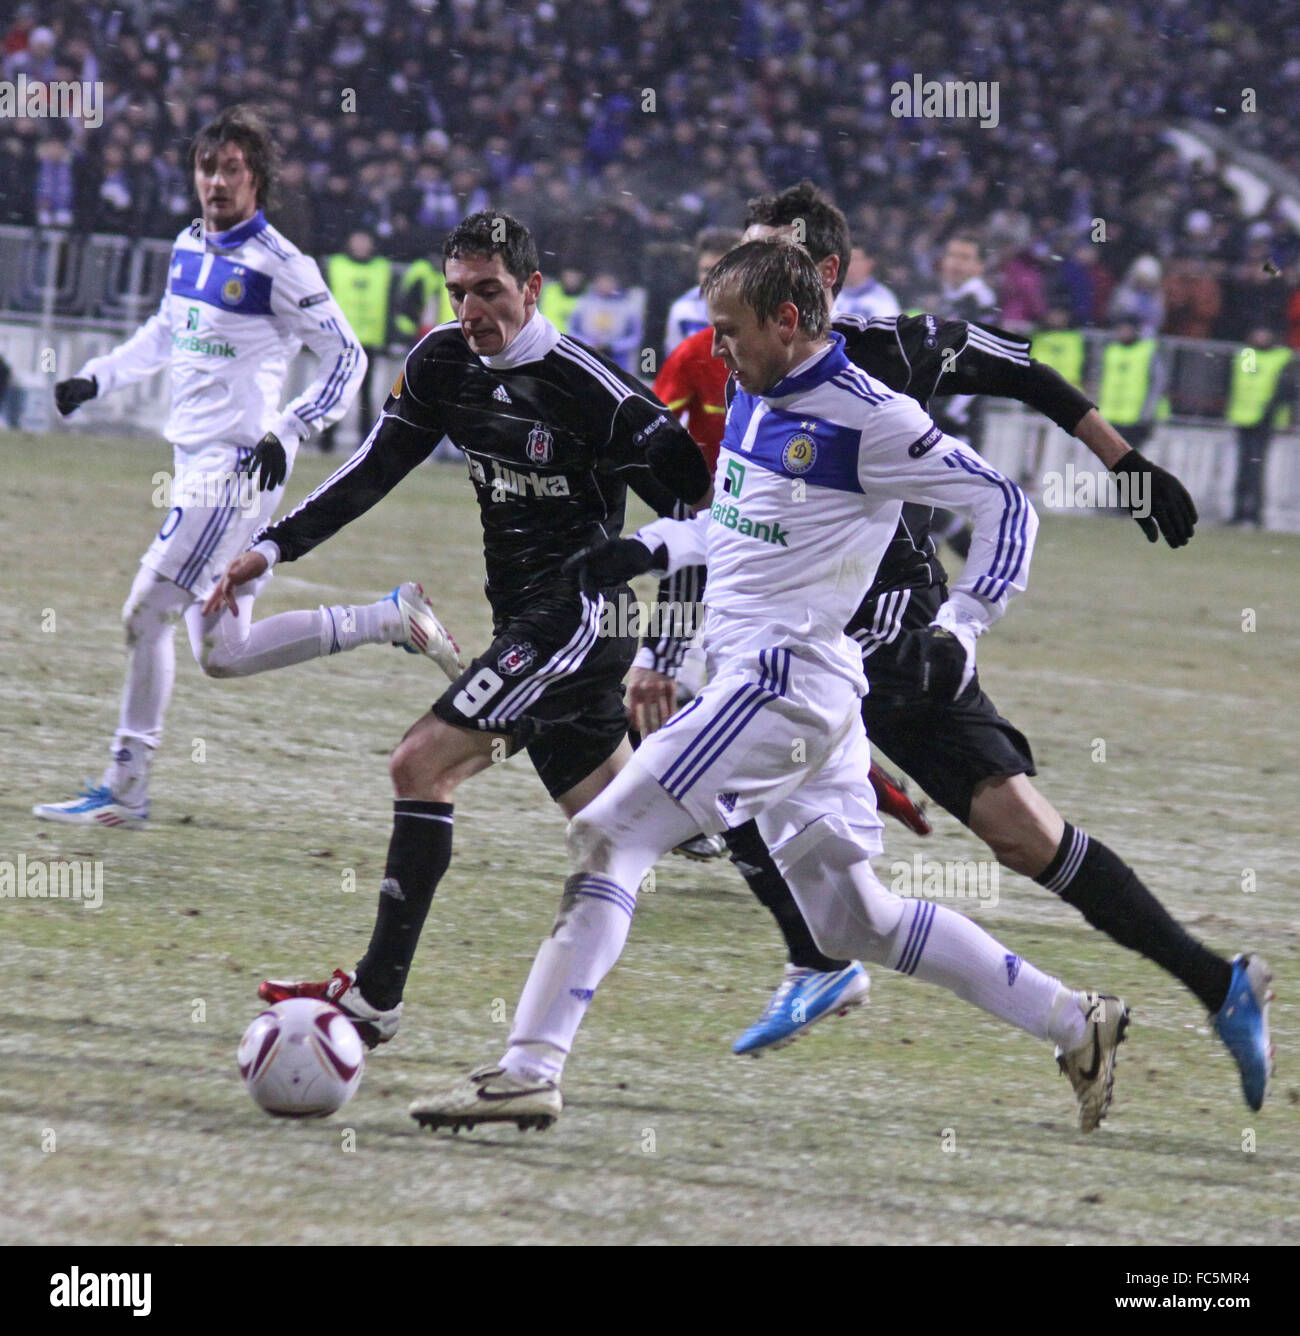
top-left (237, 999), bottom-right (364, 1118)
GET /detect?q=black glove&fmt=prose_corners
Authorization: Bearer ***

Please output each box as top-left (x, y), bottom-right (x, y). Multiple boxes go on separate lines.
top-left (54, 375), bottom-right (97, 417)
top-left (1111, 450), bottom-right (1197, 548)
top-left (561, 537), bottom-right (664, 593)
top-left (895, 626), bottom-right (972, 702)
top-left (246, 431), bottom-right (288, 491)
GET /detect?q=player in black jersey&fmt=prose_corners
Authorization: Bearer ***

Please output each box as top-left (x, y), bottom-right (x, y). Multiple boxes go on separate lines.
top-left (638, 183), bottom-right (1270, 1111)
top-left (205, 212), bottom-right (711, 1043)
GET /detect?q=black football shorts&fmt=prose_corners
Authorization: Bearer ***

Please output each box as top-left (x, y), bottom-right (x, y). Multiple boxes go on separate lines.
top-left (855, 581), bottom-right (1036, 824)
top-left (432, 585), bottom-right (637, 800)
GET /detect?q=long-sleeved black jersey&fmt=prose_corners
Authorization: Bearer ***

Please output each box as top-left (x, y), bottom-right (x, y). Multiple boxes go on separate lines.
top-left (641, 312), bottom-right (1095, 673)
top-left (257, 316), bottom-right (710, 623)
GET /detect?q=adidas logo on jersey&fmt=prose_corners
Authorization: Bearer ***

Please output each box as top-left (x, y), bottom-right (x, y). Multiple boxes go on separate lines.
top-left (492, 384), bottom-right (512, 403)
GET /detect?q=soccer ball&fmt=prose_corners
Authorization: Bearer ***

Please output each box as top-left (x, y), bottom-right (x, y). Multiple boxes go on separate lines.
top-left (237, 998), bottom-right (364, 1118)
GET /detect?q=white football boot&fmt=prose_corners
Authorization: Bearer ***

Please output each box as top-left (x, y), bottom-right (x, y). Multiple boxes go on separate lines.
top-left (410, 1064), bottom-right (562, 1132)
top-left (33, 783), bottom-right (148, 829)
top-left (1055, 991), bottom-right (1129, 1132)
top-left (390, 582), bottom-right (464, 681)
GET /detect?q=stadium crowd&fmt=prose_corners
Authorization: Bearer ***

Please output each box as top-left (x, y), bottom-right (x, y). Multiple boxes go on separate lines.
top-left (1, 0), bottom-right (1299, 345)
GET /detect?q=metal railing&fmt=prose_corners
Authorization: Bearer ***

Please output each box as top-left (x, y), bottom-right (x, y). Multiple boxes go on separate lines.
top-left (4, 226), bottom-right (1298, 530)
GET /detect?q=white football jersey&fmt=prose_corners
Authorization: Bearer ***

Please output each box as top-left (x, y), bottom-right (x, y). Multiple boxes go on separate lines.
top-left (637, 336), bottom-right (1037, 691)
top-left (79, 210), bottom-right (366, 453)
top-left (663, 284), bottom-right (710, 357)
top-left (833, 278), bottom-right (901, 321)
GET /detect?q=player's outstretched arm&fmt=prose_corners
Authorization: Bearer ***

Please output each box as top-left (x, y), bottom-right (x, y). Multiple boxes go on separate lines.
top-left (247, 409), bottom-right (439, 569)
top-left (929, 323), bottom-right (1196, 548)
top-left (59, 295), bottom-right (173, 412)
top-left (1074, 408), bottom-right (1197, 547)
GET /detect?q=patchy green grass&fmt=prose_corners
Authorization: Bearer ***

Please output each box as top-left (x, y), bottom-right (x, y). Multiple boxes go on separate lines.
top-left (1, 431), bottom-right (1296, 1245)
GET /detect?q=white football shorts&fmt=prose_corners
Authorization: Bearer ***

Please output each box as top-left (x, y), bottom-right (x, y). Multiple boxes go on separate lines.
top-left (142, 441), bottom-right (292, 595)
top-left (634, 645), bottom-right (884, 855)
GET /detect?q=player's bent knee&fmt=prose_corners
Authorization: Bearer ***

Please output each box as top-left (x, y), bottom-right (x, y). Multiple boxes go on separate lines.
top-left (196, 645), bottom-right (241, 679)
top-left (388, 719), bottom-right (479, 797)
top-left (122, 599), bottom-right (171, 648)
top-left (565, 808), bottom-right (617, 872)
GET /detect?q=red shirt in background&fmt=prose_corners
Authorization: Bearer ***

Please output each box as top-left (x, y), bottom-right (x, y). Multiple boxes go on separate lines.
top-left (653, 325), bottom-right (728, 472)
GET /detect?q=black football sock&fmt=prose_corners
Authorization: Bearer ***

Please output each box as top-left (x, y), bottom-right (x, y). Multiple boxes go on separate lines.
top-left (1036, 823), bottom-right (1232, 1013)
top-left (354, 800), bottom-right (453, 1010)
top-left (723, 820), bottom-right (851, 973)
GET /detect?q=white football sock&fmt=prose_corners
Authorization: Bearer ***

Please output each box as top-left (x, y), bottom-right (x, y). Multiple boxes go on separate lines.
top-left (501, 759), bottom-right (699, 1084)
top-left (770, 823), bottom-right (1087, 1050)
top-left (887, 896), bottom-right (1087, 1049)
top-left (185, 593), bottom-right (402, 677)
top-left (104, 741), bottom-right (154, 806)
top-left (108, 566), bottom-right (193, 800)
top-left (318, 597), bottom-right (403, 653)
top-left (501, 875), bottom-right (639, 1084)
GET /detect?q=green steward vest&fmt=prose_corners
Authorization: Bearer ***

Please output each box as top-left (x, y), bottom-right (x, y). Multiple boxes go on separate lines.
top-left (1030, 329), bottom-right (1085, 388)
top-left (394, 258), bottom-right (453, 337)
top-left (1228, 346), bottom-right (1292, 428)
top-left (327, 253), bottom-right (392, 347)
top-left (540, 283), bottom-right (581, 335)
top-left (1097, 339), bottom-right (1157, 426)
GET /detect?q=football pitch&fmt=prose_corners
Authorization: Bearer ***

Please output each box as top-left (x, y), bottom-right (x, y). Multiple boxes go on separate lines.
top-left (1, 430), bottom-right (1296, 1246)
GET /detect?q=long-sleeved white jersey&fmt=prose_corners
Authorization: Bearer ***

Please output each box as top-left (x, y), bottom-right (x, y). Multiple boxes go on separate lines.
top-left (79, 209), bottom-right (366, 452)
top-left (637, 334), bottom-right (1038, 693)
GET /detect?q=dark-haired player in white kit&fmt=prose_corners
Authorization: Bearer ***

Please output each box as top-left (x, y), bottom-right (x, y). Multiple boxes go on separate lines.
top-left (207, 212), bottom-right (713, 1041)
top-left (35, 105), bottom-right (459, 828)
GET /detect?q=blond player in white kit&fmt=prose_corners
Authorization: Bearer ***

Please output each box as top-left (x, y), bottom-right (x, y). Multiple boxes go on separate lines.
top-left (410, 240), bottom-right (1129, 1136)
top-left (35, 107), bottom-right (460, 828)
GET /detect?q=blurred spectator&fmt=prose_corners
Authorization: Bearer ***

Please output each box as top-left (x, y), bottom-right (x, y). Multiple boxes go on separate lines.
top-left (1096, 314), bottom-right (1165, 450)
top-left (995, 246), bottom-right (1049, 334)
top-left (1227, 326), bottom-right (1297, 526)
top-left (393, 254), bottom-right (454, 344)
top-left (664, 227), bottom-right (740, 356)
top-left (1219, 226), bottom-right (1292, 342)
top-left (1108, 255), bottom-right (1165, 339)
top-left (269, 159), bottom-right (315, 256)
top-left (35, 136), bottom-right (75, 228)
top-left (1058, 242), bottom-right (1114, 329)
top-left (0, 351), bottom-right (19, 429)
top-left (1030, 305), bottom-right (1086, 389)
top-left (569, 270), bottom-right (644, 372)
top-left (937, 235), bottom-right (998, 322)
top-left (1162, 256), bottom-right (1222, 339)
top-left (322, 230), bottom-right (390, 452)
top-left (834, 244), bottom-right (902, 321)
top-left (539, 267), bottom-right (587, 336)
